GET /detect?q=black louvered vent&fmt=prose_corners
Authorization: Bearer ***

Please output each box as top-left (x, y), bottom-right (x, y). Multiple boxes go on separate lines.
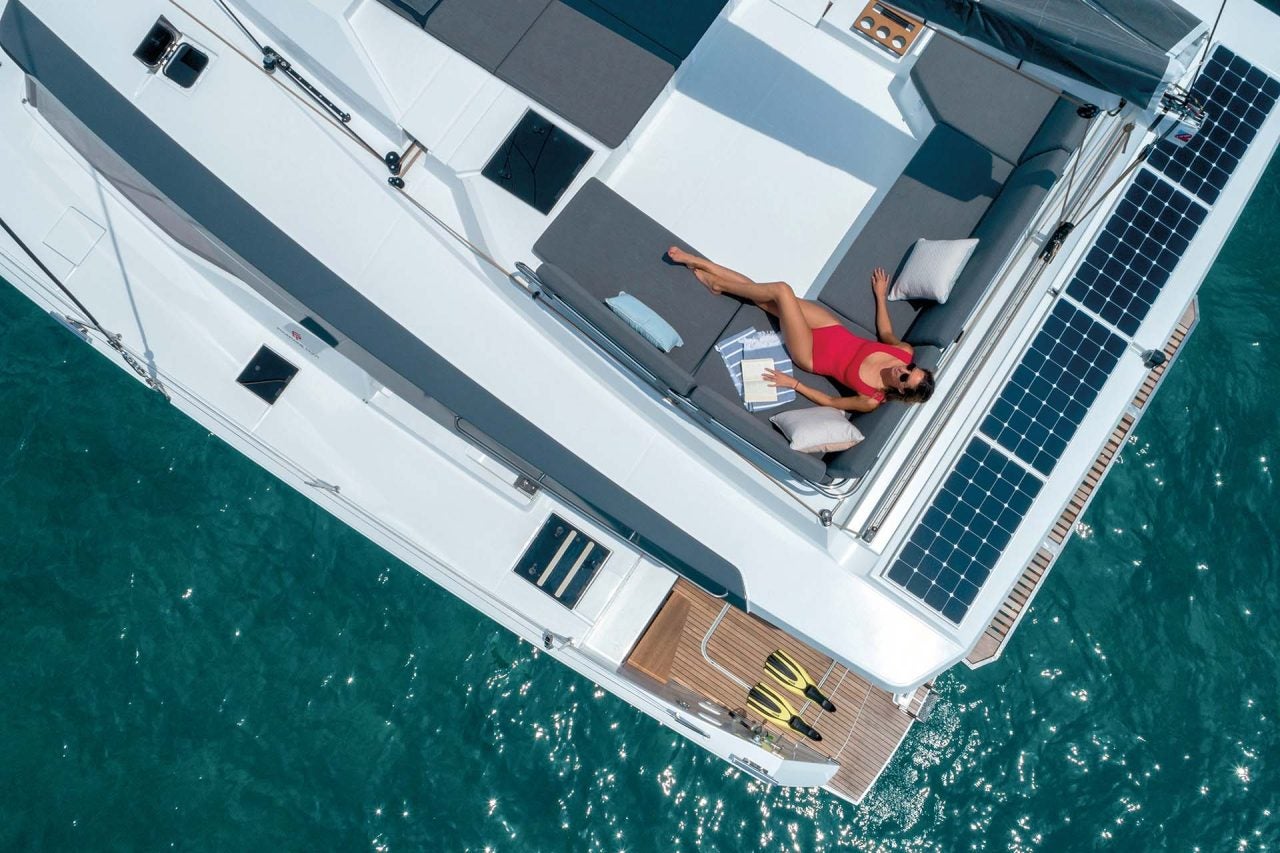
top-left (513, 515), bottom-right (609, 608)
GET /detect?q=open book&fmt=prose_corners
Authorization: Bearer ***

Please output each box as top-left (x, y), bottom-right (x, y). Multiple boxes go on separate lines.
top-left (741, 357), bottom-right (779, 405)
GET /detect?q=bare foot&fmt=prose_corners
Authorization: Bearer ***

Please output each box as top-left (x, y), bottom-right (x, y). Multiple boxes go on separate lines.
top-left (693, 269), bottom-right (722, 295)
top-left (667, 246), bottom-right (696, 268)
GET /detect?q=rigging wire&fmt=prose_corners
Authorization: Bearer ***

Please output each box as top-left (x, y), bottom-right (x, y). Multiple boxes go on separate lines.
top-left (1192, 0), bottom-right (1231, 86)
top-left (175, 3), bottom-right (820, 511)
top-left (0, 213), bottom-right (170, 401)
top-left (171, 0), bottom-right (383, 161)
top-left (173, 0), bottom-right (511, 279)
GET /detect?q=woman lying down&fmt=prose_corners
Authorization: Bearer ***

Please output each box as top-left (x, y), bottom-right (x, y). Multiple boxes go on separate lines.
top-left (668, 248), bottom-right (935, 410)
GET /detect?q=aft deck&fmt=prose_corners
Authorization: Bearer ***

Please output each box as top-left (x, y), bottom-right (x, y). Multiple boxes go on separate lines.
top-left (625, 579), bottom-right (933, 803)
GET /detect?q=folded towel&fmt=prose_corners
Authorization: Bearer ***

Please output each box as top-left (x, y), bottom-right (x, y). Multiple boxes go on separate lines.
top-left (715, 329), bottom-right (795, 411)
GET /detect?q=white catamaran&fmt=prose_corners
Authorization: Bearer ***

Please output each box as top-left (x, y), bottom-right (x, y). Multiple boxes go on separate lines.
top-left (1, 0), bottom-right (1276, 803)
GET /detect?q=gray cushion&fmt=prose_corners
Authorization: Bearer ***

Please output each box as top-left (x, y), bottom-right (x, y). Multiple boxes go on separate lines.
top-left (536, 263), bottom-right (698, 394)
top-left (821, 342), bottom-right (942, 480)
top-left (819, 124), bottom-right (1012, 334)
top-left (497, 1), bottom-right (674, 147)
top-left (911, 35), bottom-right (1061, 164)
top-left (905, 148), bottom-right (1071, 347)
top-left (824, 402), bottom-right (912, 480)
top-left (690, 386), bottom-right (829, 482)
top-left (374, 0), bottom-right (442, 26)
top-left (691, 303), bottom-right (848, 423)
top-left (1019, 97), bottom-right (1091, 163)
top-left (534, 178), bottom-right (739, 371)
top-left (425, 0), bottom-right (551, 72)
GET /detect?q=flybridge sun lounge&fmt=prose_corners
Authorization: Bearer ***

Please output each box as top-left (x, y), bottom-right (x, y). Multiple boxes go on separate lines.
top-left (2, 0), bottom-right (1278, 806)
top-left (531, 34), bottom-right (1092, 484)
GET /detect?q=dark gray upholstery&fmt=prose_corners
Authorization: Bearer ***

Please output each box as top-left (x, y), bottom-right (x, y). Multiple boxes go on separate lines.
top-left (424, 0), bottom-right (550, 72)
top-left (910, 34), bottom-right (1060, 164)
top-left (823, 343), bottom-right (941, 479)
top-left (533, 178), bottom-right (738, 376)
top-left (690, 387), bottom-right (829, 482)
top-left (905, 148), bottom-right (1071, 347)
top-left (536, 264), bottom-right (700, 394)
top-left (695, 303), bottom-right (851, 420)
top-left (819, 125), bottom-right (1013, 334)
top-left (374, 0), bottom-right (441, 26)
top-left (404, 0), bottom-right (679, 147)
top-left (497, 2), bottom-right (674, 147)
top-left (530, 34), bottom-right (1090, 482)
top-left (1019, 97), bottom-right (1091, 163)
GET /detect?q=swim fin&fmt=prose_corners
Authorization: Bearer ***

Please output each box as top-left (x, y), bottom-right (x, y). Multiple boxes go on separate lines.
top-left (746, 682), bottom-right (823, 742)
top-left (764, 648), bottom-right (837, 713)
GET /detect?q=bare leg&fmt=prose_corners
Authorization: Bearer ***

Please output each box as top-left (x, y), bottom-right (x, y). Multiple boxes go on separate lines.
top-left (689, 277), bottom-right (817, 371)
top-left (670, 248), bottom-right (842, 331)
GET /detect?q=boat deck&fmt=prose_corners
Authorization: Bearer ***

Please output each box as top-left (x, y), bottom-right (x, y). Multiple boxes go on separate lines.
top-left (965, 302), bottom-right (1199, 668)
top-left (626, 579), bottom-right (930, 803)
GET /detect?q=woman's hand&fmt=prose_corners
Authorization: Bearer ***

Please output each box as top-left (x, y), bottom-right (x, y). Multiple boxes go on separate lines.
top-left (762, 368), bottom-right (797, 389)
top-left (871, 267), bottom-right (891, 300)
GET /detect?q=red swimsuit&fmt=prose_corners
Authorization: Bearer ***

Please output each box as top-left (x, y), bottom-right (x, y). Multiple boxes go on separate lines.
top-left (810, 325), bottom-right (910, 402)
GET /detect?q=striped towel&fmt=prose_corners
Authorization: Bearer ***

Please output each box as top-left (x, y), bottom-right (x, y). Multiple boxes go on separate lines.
top-left (714, 328), bottom-right (796, 412)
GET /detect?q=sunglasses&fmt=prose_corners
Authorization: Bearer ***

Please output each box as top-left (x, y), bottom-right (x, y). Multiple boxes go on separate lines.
top-left (897, 362), bottom-right (918, 384)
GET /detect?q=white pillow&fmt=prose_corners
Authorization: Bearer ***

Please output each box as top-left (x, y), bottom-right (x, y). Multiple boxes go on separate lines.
top-left (888, 237), bottom-right (979, 303)
top-left (770, 407), bottom-right (864, 454)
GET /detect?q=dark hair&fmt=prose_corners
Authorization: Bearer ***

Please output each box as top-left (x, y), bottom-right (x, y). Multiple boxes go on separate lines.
top-left (883, 366), bottom-right (936, 404)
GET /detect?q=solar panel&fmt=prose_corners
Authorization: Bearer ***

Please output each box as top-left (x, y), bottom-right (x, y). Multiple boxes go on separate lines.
top-left (886, 437), bottom-right (1043, 624)
top-left (1065, 168), bottom-right (1206, 335)
top-left (980, 301), bottom-right (1126, 476)
top-left (1148, 46), bottom-right (1280, 206)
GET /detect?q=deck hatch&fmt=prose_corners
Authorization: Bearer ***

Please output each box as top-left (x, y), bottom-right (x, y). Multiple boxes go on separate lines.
top-left (236, 346), bottom-right (299, 404)
top-left (980, 301), bottom-right (1126, 475)
top-left (1065, 168), bottom-right (1206, 335)
top-left (133, 19), bottom-right (177, 68)
top-left (513, 514), bottom-right (609, 608)
top-left (887, 437), bottom-right (1042, 624)
top-left (163, 43), bottom-right (209, 89)
top-left (482, 110), bottom-right (591, 214)
top-left (1148, 46), bottom-right (1280, 207)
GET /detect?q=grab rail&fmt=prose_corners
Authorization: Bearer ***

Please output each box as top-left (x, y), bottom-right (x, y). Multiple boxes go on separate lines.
top-left (858, 115), bottom-right (1138, 540)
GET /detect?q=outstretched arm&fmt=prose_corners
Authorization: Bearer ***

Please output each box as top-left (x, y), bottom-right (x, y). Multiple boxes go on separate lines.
top-left (871, 268), bottom-right (910, 352)
top-left (765, 371), bottom-right (880, 413)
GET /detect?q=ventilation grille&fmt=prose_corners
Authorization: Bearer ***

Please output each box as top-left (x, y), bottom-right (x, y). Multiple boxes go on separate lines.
top-left (513, 515), bottom-right (608, 608)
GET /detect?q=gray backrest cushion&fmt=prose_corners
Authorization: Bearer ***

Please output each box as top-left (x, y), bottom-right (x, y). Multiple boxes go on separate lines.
top-left (425, 0), bottom-right (551, 72)
top-left (905, 148), bottom-right (1070, 347)
top-left (534, 179), bottom-right (738, 372)
top-left (824, 401), bottom-right (911, 480)
top-left (689, 387), bottom-right (830, 482)
top-left (497, 1), bottom-right (674, 147)
top-left (821, 342), bottom-right (941, 480)
top-left (819, 124), bottom-right (1012, 333)
top-left (1019, 97), bottom-right (1091, 163)
top-left (374, 0), bottom-right (442, 26)
top-left (693, 301), bottom-right (848, 415)
top-left (536, 263), bottom-right (699, 394)
top-left (911, 35), bottom-right (1061, 164)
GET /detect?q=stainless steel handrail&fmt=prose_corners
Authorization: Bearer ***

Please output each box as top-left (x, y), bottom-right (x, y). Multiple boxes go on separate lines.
top-left (858, 116), bottom-right (1137, 540)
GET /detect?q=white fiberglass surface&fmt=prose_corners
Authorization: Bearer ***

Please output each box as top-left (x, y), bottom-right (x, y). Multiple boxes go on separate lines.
top-left (609, 0), bottom-right (922, 295)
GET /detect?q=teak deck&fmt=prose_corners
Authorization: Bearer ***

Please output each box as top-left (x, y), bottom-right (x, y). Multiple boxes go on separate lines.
top-left (627, 579), bottom-right (929, 803)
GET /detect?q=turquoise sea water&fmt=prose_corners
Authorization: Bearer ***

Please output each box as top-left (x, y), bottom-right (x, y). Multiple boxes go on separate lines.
top-left (3, 89), bottom-right (1280, 853)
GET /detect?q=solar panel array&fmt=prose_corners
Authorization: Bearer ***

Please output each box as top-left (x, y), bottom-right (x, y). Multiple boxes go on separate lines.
top-left (980, 302), bottom-right (1127, 475)
top-left (886, 437), bottom-right (1043, 625)
top-left (1065, 168), bottom-right (1207, 335)
top-left (1148, 46), bottom-right (1280, 206)
top-left (888, 47), bottom-right (1277, 625)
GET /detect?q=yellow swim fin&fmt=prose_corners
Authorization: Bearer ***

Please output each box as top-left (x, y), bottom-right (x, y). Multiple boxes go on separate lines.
top-left (746, 681), bottom-right (822, 741)
top-left (764, 648), bottom-right (837, 713)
